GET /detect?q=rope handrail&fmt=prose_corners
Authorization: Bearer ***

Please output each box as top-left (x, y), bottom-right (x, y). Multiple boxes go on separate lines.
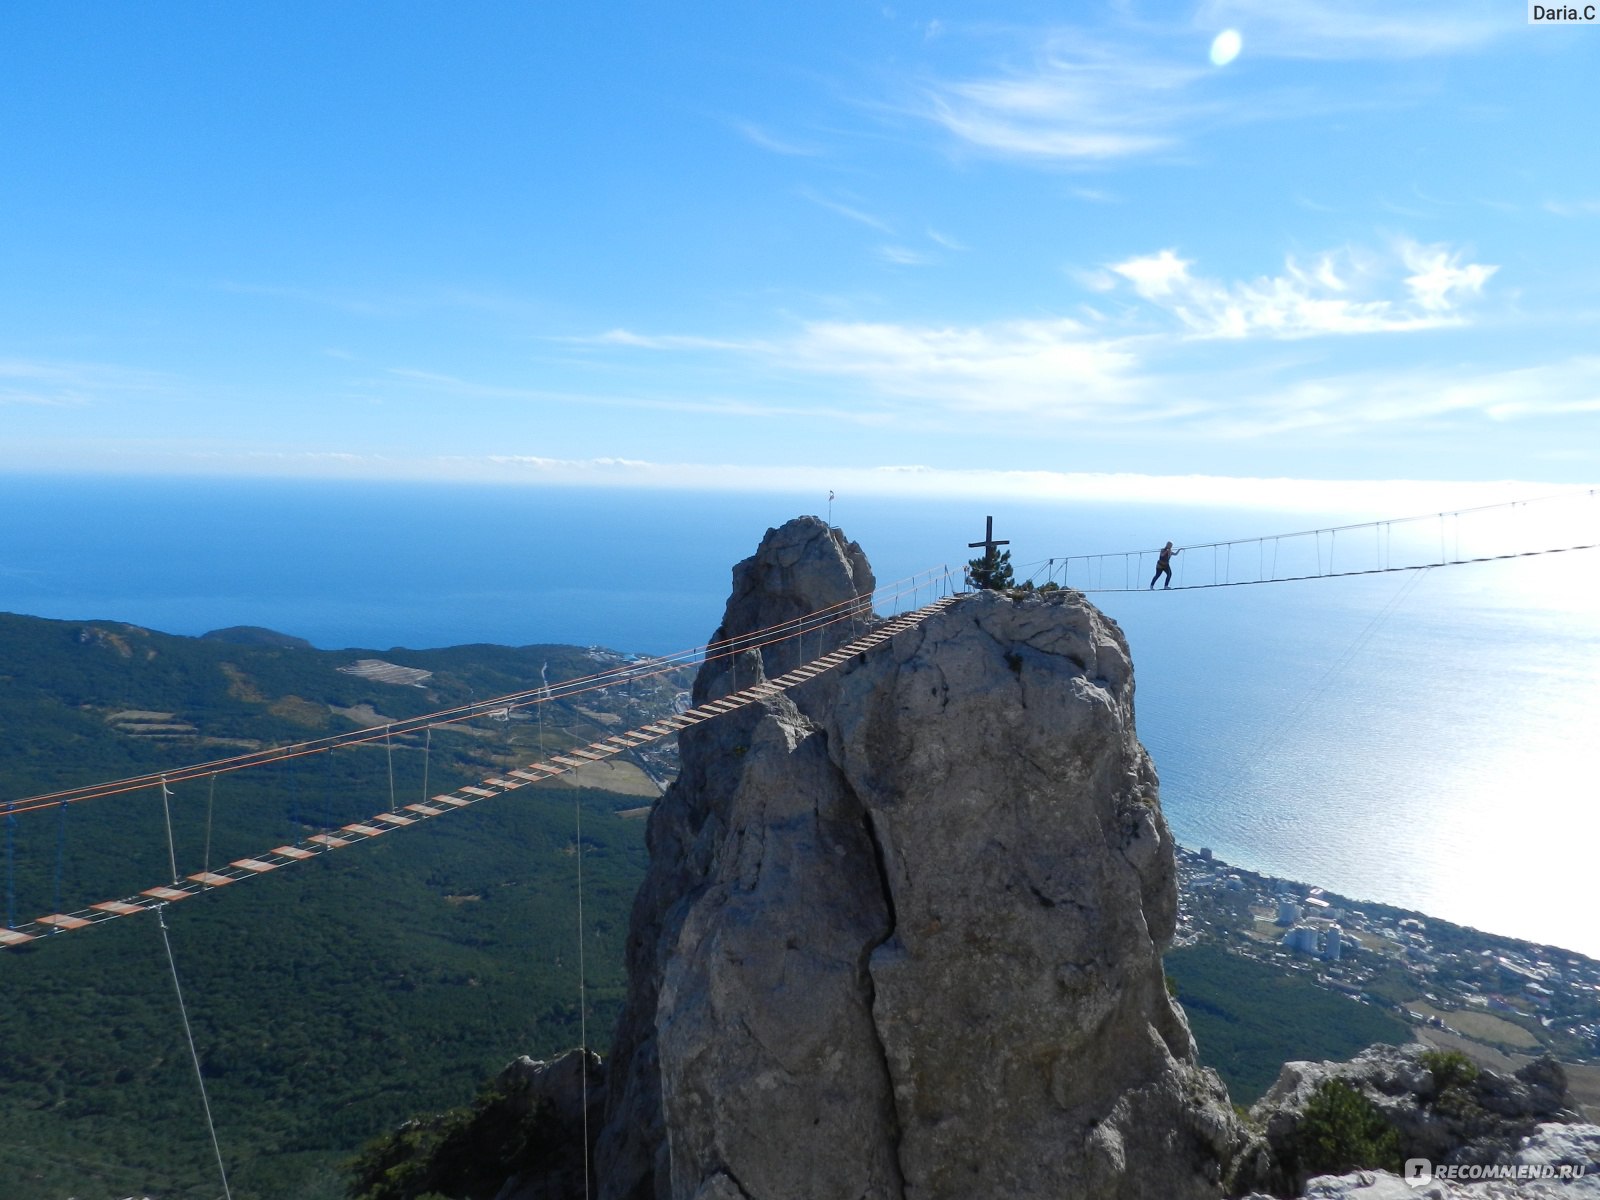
top-left (1018, 486), bottom-right (1597, 574)
top-left (2, 565), bottom-right (951, 817)
top-left (1056, 542), bottom-right (1600, 594)
top-left (0, 593), bottom-right (964, 947)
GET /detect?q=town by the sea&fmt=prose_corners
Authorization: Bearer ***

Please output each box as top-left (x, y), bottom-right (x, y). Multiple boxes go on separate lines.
top-left (2, 473), bottom-right (1597, 960)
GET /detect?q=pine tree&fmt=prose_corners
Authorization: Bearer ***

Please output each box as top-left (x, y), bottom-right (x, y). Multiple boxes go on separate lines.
top-left (965, 548), bottom-right (1015, 591)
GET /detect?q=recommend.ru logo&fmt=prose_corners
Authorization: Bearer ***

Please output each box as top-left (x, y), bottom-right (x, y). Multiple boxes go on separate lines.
top-left (1404, 1157), bottom-right (1589, 1186)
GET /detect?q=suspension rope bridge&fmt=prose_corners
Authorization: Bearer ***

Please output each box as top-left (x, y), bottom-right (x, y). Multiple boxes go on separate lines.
top-left (1018, 487), bottom-right (1598, 593)
top-left (0, 571), bottom-right (960, 946)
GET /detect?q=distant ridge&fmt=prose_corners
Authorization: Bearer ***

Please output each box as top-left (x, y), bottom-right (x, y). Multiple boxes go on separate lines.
top-left (200, 624), bottom-right (313, 649)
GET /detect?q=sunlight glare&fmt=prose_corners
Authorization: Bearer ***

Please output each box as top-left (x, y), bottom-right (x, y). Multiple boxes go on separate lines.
top-left (1210, 29), bottom-right (1242, 67)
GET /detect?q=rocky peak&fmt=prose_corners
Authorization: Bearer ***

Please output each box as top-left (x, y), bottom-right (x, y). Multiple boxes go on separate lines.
top-left (1236, 1042), bottom-right (1595, 1198)
top-left (692, 514), bottom-right (874, 709)
top-left (594, 520), bottom-right (1243, 1200)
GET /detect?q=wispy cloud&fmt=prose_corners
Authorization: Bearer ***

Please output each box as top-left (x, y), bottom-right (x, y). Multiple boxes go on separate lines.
top-left (1193, 356), bottom-right (1600, 439)
top-left (1107, 240), bottom-right (1496, 339)
top-left (215, 280), bottom-right (549, 321)
top-left (1544, 199), bottom-right (1600, 218)
top-left (906, 3), bottom-right (1515, 166)
top-left (797, 187), bottom-right (894, 233)
top-left (0, 357), bottom-right (169, 407)
top-left (775, 317), bottom-right (1151, 417)
top-left (1193, 0), bottom-right (1514, 60)
top-left (920, 38), bottom-right (1195, 162)
top-left (590, 313), bottom-right (1150, 420)
top-left (730, 119), bottom-right (823, 157)
top-left (877, 245), bottom-right (934, 266)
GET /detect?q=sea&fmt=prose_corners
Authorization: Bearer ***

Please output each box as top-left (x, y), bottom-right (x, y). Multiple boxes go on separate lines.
top-left (2, 474), bottom-right (1597, 958)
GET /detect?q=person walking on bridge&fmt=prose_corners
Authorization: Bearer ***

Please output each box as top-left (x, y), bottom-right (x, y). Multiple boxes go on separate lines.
top-left (1150, 541), bottom-right (1181, 589)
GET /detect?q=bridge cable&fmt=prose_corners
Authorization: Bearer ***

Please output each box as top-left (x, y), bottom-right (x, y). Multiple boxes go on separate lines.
top-left (204, 773), bottom-right (217, 882)
top-left (156, 903), bottom-right (233, 1200)
top-left (0, 592), bottom-right (959, 945)
top-left (160, 776), bottom-right (179, 885)
top-left (385, 727), bottom-right (396, 814)
top-left (1, 566), bottom-right (950, 817)
top-left (4, 800), bottom-right (13, 930)
top-left (1246, 565), bottom-right (1432, 766)
top-left (52, 799), bottom-right (67, 930)
top-left (420, 728), bottom-right (432, 808)
top-left (574, 788), bottom-right (591, 1200)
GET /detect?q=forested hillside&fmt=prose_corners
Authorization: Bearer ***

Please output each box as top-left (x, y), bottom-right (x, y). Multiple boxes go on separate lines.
top-left (0, 612), bottom-right (687, 1200)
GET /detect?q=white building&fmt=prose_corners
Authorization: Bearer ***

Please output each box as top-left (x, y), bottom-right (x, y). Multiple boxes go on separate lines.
top-left (1276, 900), bottom-right (1303, 926)
top-left (1284, 925), bottom-right (1321, 955)
top-left (1323, 924), bottom-right (1343, 962)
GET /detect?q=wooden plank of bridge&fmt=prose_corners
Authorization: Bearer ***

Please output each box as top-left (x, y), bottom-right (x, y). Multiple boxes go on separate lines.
top-left (91, 900), bottom-right (143, 916)
top-left (12, 590), bottom-right (963, 948)
top-left (38, 913), bottom-right (92, 930)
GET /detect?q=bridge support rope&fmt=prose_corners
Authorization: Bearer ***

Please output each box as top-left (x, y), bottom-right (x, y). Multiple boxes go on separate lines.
top-left (156, 903), bottom-right (233, 1200)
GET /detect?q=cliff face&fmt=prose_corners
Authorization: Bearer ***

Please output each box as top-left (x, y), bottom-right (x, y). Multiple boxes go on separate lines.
top-left (594, 516), bottom-right (1242, 1200)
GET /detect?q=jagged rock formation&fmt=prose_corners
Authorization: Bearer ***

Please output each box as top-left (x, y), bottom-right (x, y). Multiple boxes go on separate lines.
top-left (1240, 1122), bottom-right (1600, 1198)
top-left (1235, 1043), bottom-right (1596, 1199)
top-left (493, 1051), bottom-right (607, 1200)
top-left (595, 516), bottom-right (1243, 1200)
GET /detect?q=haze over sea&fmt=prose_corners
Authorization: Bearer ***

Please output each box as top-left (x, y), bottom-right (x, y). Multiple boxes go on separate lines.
top-left (3, 475), bottom-right (1597, 959)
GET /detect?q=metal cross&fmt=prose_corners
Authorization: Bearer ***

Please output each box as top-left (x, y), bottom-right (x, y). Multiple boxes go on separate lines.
top-left (967, 515), bottom-right (1009, 571)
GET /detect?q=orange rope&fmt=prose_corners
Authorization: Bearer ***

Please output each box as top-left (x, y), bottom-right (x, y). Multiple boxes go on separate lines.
top-left (3, 566), bottom-right (948, 817)
top-left (0, 594), bottom-right (961, 945)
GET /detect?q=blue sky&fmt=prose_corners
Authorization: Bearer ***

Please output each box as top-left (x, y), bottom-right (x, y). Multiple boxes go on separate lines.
top-left (3, 1), bottom-right (1597, 504)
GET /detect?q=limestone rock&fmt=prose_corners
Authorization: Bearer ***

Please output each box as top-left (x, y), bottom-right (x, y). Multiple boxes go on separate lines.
top-left (596, 516), bottom-right (882, 1200)
top-left (1237, 1121), bottom-right (1600, 1198)
top-left (491, 1050), bottom-right (606, 1200)
top-left (1239, 1043), bottom-right (1586, 1197)
top-left (595, 519), bottom-right (1243, 1200)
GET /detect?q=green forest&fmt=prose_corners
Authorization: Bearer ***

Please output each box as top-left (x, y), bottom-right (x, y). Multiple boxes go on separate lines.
top-left (0, 612), bottom-right (675, 1200)
top-left (1165, 943), bottom-right (1409, 1103)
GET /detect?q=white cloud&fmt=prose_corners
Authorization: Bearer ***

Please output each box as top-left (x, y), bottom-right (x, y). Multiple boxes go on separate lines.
top-left (877, 245), bottom-right (933, 266)
top-left (921, 41), bottom-right (1197, 162)
top-left (907, 4), bottom-right (1515, 166)
top-left (773, 317), bottom-right (1150, 417)
top-left (1194, 0), bottom-right (1514, 60)
top-left (0, 357), bottom-right (168, 407)
top-left (797, 188), bottom-right (894, 233)
top-left (1400, 241), bottom-right (1497, 312)
top-left (1107, 240), bottom-right (1497, 339)
top-left (925, 227), bottom-right (968, 251)
top-left (731, 119), bottom-right (823, 157)
top-left (1188, 356), bottom-right (1600, 439)
top-left (1543, 199), bottom-right (1600, 218)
